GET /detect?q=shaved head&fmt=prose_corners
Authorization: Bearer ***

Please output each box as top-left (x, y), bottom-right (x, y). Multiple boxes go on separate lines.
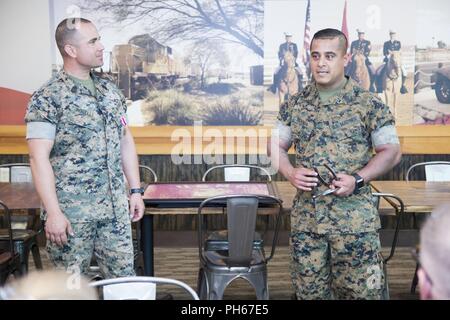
top-left (55, 18), bottom-right (92, 57)
top-left (311, 28), bottom-right (348, 55)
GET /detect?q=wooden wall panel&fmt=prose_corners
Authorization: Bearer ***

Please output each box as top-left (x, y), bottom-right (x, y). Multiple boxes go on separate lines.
top-left (1, 125), bottom-right (450, 155)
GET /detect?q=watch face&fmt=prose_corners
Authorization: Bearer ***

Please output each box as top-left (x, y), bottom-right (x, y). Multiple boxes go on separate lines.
top-left (357, 179), bottom-right (364, 188)
top-left (131, 188), bottom-right (144, 194)
top-left (353, 174), bottom-right (364, 189)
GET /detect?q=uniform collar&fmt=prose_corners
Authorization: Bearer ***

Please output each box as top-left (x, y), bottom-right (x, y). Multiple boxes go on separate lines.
top-left (304, 76), bottom-right (360, 106)
top-left (56, 69), bottom-right (108, 97)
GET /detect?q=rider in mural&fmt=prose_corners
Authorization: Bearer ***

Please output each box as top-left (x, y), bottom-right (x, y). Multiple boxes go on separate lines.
top-left (383, 30), bottom-right (408, 93)
top-left (268, 33), bottom-right (300, 94)
top-left (349, 29), bottom-right (375, 89)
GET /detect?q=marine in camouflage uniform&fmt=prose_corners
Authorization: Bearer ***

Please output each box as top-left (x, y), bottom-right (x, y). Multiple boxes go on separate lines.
top-left (25, 69), bottom-right (135, 278)
top-left (276, 76), bottom-right (399, 299)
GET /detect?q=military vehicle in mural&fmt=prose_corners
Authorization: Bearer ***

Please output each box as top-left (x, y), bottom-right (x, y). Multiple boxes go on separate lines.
top-left (432, 66), bottom-right (450, 103)
top-left (109, 34), bottom-right (192, 100)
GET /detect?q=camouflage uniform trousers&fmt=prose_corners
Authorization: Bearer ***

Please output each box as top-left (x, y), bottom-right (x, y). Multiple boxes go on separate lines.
top-left (46, 217), bottom-right (135, 279)
top-left (290, 231), bottom-right (385, 300)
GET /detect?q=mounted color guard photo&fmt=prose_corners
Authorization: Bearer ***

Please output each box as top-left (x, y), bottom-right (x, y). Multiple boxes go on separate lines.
top-left (264, 0), bottom-right (416, 126)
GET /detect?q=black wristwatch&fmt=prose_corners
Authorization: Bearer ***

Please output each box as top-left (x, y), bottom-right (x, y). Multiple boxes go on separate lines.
top-left (352, 173), bottom-right (365, 194)
top-left (129, 188), bottom-right (144, 195)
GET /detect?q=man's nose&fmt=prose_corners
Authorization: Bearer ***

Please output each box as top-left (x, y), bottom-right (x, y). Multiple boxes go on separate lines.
top-left (317, 55), bottom-right (326, 66)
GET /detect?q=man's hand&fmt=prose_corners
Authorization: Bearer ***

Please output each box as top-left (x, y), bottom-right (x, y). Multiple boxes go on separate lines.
top-left (45, 213), bottom-right (74, 247)
top-left (129, 193), bottom-right (145, 222)
top-left (287, 167), bottom-right (318, 191)
top-left (332, 173), bottom-right (356, 197)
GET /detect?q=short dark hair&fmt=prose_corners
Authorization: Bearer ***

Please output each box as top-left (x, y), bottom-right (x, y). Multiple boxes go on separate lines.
top-left (310, 28), bottom-right (348, 54)
top-left (55, 18), bottom-right (92, 57)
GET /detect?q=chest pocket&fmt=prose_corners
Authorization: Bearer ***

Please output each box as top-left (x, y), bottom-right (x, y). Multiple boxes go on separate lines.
top-left (332, 114), bottom-right (367, 154)
top-left (57, 110), bottom-right (102, 151)
top-left (290, 106), bottom-right (316, 152)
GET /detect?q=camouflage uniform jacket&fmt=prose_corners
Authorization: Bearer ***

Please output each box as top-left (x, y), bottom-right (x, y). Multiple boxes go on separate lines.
top-left (25, 70), bottom-right (129, 222)
top-left (278, 78), bottom-right (395, 235)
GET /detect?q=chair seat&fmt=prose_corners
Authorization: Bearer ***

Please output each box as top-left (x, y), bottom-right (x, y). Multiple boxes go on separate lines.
top-left (203, 249), bottom-right (266, 267)
top-left (205, 230), bottom-right (264, 251)
top-left (0, 252), bottom-right (14, 265)
top-left (0, 229), bottom-right (37, 241)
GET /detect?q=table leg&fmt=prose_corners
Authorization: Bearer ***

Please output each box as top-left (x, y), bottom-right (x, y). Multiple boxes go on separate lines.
top-left (142, 214), bottom-right (154, 276)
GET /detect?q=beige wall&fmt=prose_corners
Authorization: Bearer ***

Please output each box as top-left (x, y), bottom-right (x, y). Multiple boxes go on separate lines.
top-left (0, 0), bottom-right (52, 93)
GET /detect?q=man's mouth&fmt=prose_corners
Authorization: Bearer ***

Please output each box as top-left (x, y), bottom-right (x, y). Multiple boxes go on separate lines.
top-left (316, 70), bottom-right (329, 75)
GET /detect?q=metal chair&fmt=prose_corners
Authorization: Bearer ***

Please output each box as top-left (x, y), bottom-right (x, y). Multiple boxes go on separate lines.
top-left (0, 201), bottom-right (22, 285)
top-left (372, 192), bottom-right (404, 300)
top-left (202, 165), bottom-right (273, 251)
top-left (90, 276), bottom-right (199, 300)
top-left (202, 164), bottom-right (272, 182)
top-left (406, 161), bottom-right (450, 182)
top-left (0, 163), bottom-right (42, 274)
top-left (405, 161), bottom-right (450, 293)
top-left (196, 194), bottom-right (283, 300)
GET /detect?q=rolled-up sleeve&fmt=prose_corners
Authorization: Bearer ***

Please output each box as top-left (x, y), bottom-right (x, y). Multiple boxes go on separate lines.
top-left (26, 121), bottom-right (56, 140)
top-left (24, 89), bottom-right (58, 140)
top-left (371, 124), bottom-right (399, 147)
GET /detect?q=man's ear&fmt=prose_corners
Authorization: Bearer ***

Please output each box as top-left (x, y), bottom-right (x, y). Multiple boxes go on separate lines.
top-left (64, 44), bottom-right (77, 58)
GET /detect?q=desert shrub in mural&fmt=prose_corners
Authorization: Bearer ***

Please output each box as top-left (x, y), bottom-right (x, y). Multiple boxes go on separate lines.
top-left (142, 90), bottom-right (196, 126)
top-left (202, 94), bottom-right (262, 126)
top-left (141, 86), bottom-right (262, 126)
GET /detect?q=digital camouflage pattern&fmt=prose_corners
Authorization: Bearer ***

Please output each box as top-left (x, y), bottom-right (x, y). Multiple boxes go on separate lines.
top-left (278, 77), bottom-right (395, 235)
top-left (25, 70), bottom-right (129, 223)
top-left (25, 70), bottom-right (133, 277)
top-left (47, 218), bottom-right (135, 278)
top-left (290, 231), bottom-right (384, 300)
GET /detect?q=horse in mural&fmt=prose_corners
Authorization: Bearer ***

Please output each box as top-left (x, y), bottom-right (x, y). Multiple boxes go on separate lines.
top-left (346, 50), bottom-right (371, 91)
top-left (278, 50), bottom-right (299, 106)
top-left (345, 50), bottom-right (375, 92)
top-left (376, 50), bottom-right (403, 119)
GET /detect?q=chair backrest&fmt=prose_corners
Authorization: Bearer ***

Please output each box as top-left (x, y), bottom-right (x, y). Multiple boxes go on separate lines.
top-left (406, 161), bottom-right (450, 182)
top-left (227, 197), bottom-right (258, 266)
top-left (0, 201), bottom-right (15, 255)
top-left (0, 163), bottom-right (32, 183)
top-left (197, 194), bottom-right (283, 267)
top-left (202, 165), bottom-right (272, 182)
top-left (124, 165), bottom-right (157, 190)
top-left (372, 192), bottom-right (404, 264)
top-left (90, 276), bottom-right (199, 300)
top-left (139, 165), bottom-right (158, 183)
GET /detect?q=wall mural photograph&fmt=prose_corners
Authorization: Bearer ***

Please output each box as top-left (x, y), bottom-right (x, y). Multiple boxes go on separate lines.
top-left (413, 0), bottom-right (450, 124)
top-left (264, 0), bottom-right (417, 126)
top-left (44, 0), bottom-right (450, 127)
top-left (50, 0), bottom-right (265, 127)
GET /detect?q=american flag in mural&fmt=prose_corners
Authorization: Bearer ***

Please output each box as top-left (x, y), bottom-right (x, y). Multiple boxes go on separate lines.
top-left (341, 0), bottom-right (349, 43)
top-left (302, 0), bottom-right (311, 78)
